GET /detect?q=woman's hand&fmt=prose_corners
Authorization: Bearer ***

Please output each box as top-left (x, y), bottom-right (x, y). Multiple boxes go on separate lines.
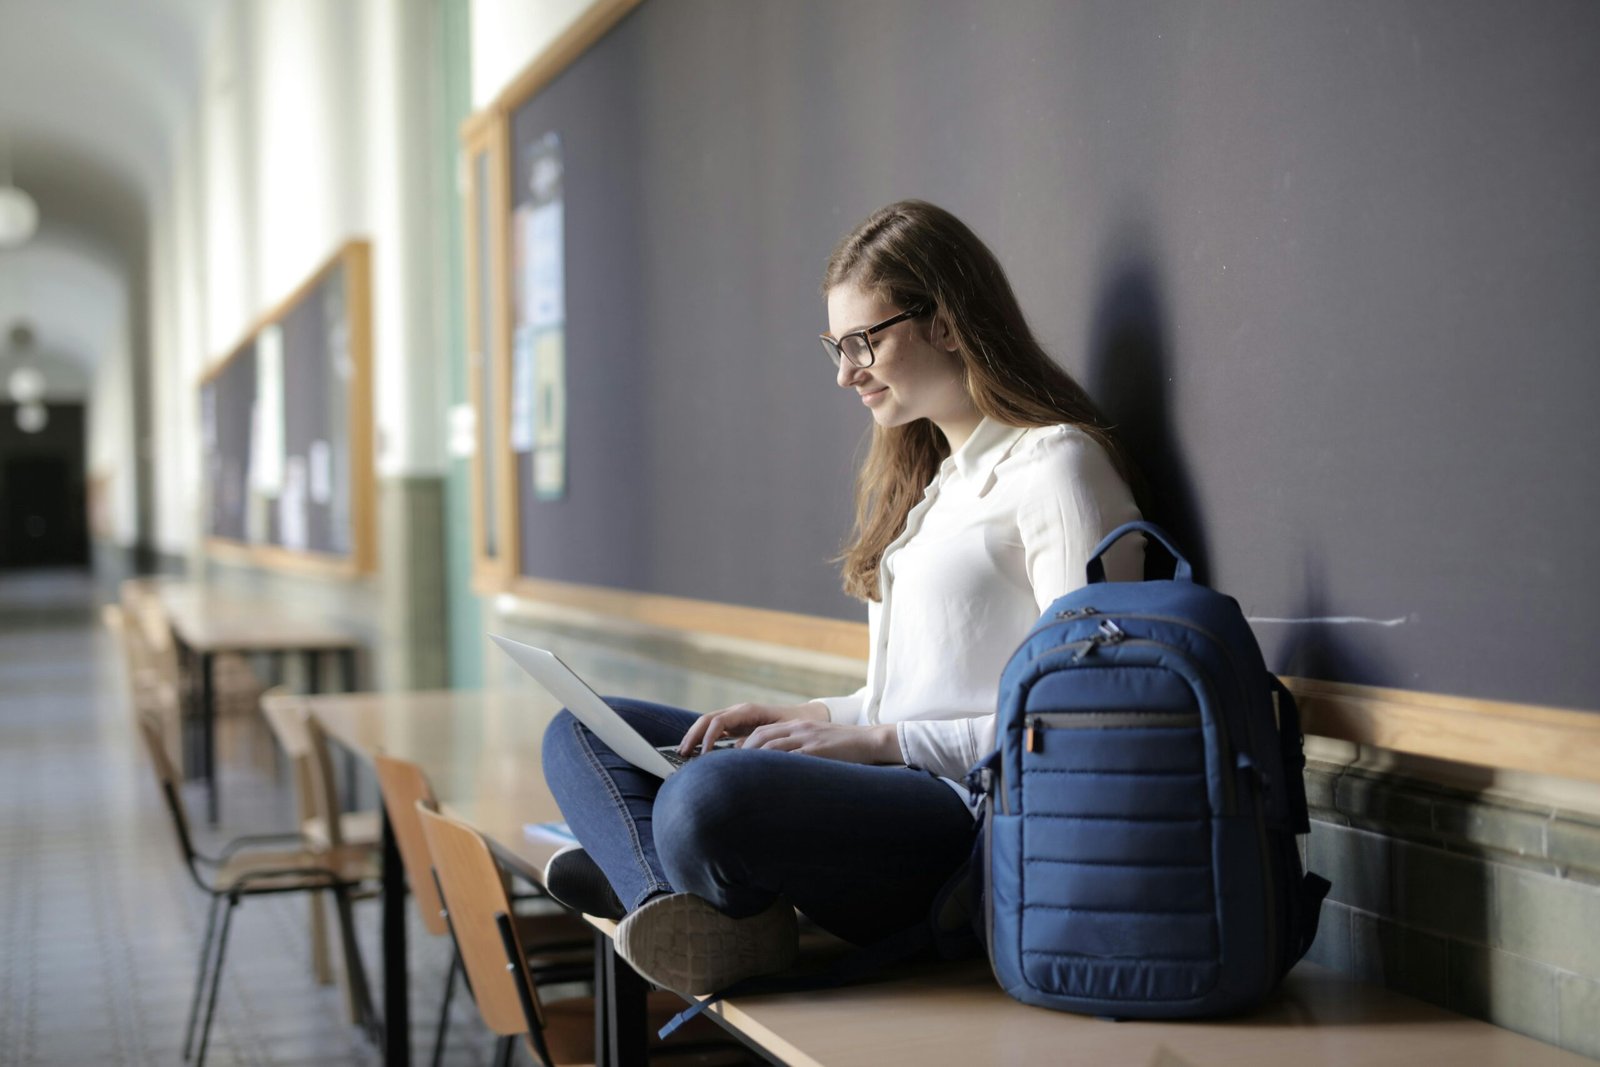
top-left (741, 719), bottom-right (902, 765)
top-left (677, 701), bottom-right (829, 756)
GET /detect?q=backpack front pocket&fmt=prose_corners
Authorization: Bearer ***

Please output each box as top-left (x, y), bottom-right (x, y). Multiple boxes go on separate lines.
top-left (1017, 670), bottom-right (1219, 1002)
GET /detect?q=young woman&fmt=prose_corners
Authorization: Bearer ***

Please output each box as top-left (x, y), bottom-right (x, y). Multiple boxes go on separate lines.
top-left (541, 200), bottom-right (1143, 995)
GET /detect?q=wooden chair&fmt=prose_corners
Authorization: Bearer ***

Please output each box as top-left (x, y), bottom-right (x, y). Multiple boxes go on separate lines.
top-left (120, 578), bottom-right (273, 772)
top-left (107, 599), bottom-right (185, 771)
top-left (261, 690), bottom-right (384, 1006)
top-left (373, 754), bottom-right (592, 1067)
top-left (418, 806), bottom-right (747, 1067)
top-left (134, 710), bottom-right (380, 1067)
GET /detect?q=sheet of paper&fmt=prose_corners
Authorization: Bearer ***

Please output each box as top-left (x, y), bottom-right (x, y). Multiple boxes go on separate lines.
top-left (251, 325), bottom-right (285, 495)
top-left (308, 440), bottom-right (332, 504)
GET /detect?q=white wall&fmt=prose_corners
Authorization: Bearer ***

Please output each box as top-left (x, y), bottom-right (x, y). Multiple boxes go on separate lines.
top-left (470, 0), bottom-right (601, 108)
top-left (146, 0), bottom-right (460, 558)
top-left (137, 0), bottom-right (614, 558)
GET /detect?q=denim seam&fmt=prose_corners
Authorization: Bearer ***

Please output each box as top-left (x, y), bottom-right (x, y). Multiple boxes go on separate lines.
top-left (567, 716), bottom-right (673, 908)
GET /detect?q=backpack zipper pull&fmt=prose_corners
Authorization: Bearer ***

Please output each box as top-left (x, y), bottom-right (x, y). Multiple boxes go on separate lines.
top-left (1026, 716), bottom-right (1043, 753)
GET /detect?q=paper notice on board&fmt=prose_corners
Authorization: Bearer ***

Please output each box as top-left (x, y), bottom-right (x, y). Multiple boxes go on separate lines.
top-left (308, 440), bottom-right (332, 504)
top-left (510, 326), bottom-right (536, 453)
top-left (520, 201), bottom-right (564, 330)
top-left (279, 456), bottom-right (308, 550)
top-left (252, 325), bottom-right (285, 495)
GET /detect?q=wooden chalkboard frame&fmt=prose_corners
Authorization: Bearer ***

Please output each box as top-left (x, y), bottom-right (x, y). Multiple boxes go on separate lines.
top-left (198, 240), bottom-right (376, 577)
top-left (462, 107), bottom-right (515, 593)
top-left (465, 0), bottom-right (1598, 786)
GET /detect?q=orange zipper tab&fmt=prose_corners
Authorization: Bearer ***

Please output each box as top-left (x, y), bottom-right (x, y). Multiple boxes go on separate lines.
top-left (1026, 717), bottom-right (1041, 753)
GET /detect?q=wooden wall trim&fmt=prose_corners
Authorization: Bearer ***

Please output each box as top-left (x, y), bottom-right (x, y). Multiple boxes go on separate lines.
top-left (506, 577), bottom-right (871, 663)
top-left (1285, 676), bottom-right (1600, 786)
top-left (462, 121), bottom-right (495, 593)
top-left (499, 579), bottom-right (1600, 783)
top-left (343, 241), bottom-right (377, 574)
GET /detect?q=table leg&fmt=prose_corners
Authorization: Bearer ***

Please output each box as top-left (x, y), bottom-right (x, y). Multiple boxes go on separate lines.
top-left (381, 806), bottom-right (410, 1067)
top-left (176, 637), bottom-right (198, 780)
top-left (338, 650), bottom-right (360, 809)
top-left (600, 938), bottom-right (648, 1067)
top-left (340, 647), bottom-right (357, 691)
top-left (201, 650), bottom-right (218, 826)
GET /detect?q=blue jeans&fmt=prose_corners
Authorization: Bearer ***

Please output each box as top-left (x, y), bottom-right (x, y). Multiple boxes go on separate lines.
top-left (541, 698), bottom-right (977, 946)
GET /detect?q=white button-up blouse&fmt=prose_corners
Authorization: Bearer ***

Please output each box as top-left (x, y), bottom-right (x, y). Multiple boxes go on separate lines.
top-left (814, 416), bottom-right (1143, 792)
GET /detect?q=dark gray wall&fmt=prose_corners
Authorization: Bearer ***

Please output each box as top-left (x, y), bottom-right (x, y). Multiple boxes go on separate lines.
top-left (509, 0), bottom-right (1600, 710)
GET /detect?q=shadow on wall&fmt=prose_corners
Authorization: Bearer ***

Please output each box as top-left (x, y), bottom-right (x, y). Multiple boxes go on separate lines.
top-left (1084, 221), bottom-right (1210, 583)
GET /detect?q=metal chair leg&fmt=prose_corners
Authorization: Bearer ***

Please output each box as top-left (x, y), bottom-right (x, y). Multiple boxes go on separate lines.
top-left (429, 947), bottom-right (460, 1067)
top-left (494, 1033), bottom-right (516, 1067)
top-left (331, 886), bottom-right (379, 1040)
top-left (194, 895), bottom-right (238, 1067)
top-left (182, 896), bottom-right (222, 1061)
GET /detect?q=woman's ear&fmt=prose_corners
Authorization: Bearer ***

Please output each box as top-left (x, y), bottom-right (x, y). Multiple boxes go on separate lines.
top-left (928, 310), bottom-right (960, 353)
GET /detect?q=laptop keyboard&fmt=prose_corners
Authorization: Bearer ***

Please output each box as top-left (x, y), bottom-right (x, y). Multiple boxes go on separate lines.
top-left (655, 738), bottom-right (738, 768)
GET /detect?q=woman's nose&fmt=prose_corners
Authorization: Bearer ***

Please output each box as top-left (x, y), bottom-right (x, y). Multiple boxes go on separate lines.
top-left (836, 358), bottom-right (865, 389)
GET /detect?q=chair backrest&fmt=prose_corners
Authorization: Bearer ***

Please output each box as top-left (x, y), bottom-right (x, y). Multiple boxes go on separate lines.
top-left (302, 714), bottom-right (345, 848)
top-left (134, 709), bottom-right (204, 886)
top-left (129, 593), bottom-right (182, 691)
top-left (261, 692), bottom-right (343, 847)
top-left (372, 755), bottom-right (449, 937)
top-left (417, 805), bottom-right (546, 1038)
top-left (104, 602), bottom-right (144, 692)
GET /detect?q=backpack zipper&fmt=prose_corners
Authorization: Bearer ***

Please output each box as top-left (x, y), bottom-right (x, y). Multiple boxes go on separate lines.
top-left (1049, 614), bottom-right (1260, 780)
top-left (1007, 634), bottom-right (1235, 815)
top-left (1025, 710), bottom-right (1201, 751)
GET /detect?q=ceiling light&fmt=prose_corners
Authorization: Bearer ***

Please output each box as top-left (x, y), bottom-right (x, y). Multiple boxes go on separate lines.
top-left (16, 401), bottom-right (47, 434)
top-left (8, 365), bottom-right (46, 404)
top-left (0, 186), bottom-right (39, 248)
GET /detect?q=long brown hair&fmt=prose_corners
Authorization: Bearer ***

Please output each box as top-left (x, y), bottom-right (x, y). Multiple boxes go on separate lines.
top-left (824, 200), bottom-right (1135, 601)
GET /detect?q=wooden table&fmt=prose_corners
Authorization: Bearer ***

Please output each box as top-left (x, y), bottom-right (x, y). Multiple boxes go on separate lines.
top-left (161, 584), bottom-right (363, 824)
top-left (293, 688), bottom-right (1596, 1067)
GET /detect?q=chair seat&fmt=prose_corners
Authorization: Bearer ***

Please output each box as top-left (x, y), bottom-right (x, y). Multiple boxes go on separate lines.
top-left (213, 844), bottom-right (380, 894)
top-left (302, 809), bottom-right (382, 849)
top-left (539, 990), bottom-right (751, 1067)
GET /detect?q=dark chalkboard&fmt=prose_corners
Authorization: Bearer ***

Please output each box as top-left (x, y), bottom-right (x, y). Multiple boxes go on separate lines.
top-left (502, 0), bottom-right (1600, 711)
top-left (200, 242), bottom-right (373, 572)
top-left (202, 341), bottom-right (255, 544)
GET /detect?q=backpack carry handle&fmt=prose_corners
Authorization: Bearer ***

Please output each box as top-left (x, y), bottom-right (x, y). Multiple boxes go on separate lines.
top-left (1087, 521), bottom-right (1193, 584)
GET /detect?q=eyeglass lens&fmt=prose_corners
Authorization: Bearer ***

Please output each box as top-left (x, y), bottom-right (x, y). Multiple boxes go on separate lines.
top-left (826, 333), bottom-right (872, 368)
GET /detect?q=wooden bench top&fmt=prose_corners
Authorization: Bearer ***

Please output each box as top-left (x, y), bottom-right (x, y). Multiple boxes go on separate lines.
top-left (287, 686), bottom-right (1594, 1067)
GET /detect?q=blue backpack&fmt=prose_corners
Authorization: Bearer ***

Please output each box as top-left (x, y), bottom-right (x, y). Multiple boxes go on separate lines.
top-left (967, 520), bottom-right (1330, 1018)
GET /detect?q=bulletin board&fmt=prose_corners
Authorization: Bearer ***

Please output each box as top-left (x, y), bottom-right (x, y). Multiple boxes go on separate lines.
top-left (199, 241), bottom-right (375, 576)
top-left (464, 0), bottom-right (1600, 717)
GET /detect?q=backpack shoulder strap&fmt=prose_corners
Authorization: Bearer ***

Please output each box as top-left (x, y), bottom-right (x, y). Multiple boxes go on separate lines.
top-left (1268, 674), bottom-right (1312, 834)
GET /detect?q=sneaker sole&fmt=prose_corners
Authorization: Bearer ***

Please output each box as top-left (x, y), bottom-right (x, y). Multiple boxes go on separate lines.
top-left (615, 892), bottom-right (798, 996)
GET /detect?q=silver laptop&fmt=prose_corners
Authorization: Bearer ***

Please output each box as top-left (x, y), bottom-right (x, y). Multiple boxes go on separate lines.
top-left (489, 634), bottom-right (733, 779)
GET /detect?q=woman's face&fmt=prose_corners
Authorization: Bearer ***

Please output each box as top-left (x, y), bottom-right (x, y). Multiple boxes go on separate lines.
top-left (826, 283), bottom-right (974, 433)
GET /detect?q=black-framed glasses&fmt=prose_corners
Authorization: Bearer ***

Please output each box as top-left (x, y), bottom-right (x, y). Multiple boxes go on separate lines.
top-left (819, 305), bottom-right (927, 369)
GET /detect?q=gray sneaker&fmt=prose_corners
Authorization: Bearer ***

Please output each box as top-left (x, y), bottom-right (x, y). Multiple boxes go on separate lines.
top-left (615, 892), bottom-right (798, 996)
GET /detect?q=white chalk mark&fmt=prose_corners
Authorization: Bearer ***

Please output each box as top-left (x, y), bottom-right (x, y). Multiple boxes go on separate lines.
top-left (1247, 615), bottom-right (1410, 627)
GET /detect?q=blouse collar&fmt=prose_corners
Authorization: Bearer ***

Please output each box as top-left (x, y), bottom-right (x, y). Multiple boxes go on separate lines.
top-left (940, 416), bottom-right (1030, 494)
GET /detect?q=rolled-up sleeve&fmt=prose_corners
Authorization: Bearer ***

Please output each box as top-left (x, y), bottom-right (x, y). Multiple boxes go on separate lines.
top-left (814, 685), bottom-right (868, 725)
top-left (897, 713), bottom-right (998, 780)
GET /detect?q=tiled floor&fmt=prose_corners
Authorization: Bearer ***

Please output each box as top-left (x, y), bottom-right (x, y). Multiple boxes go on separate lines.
top-left (0, 570), bottom-right (509, 1066)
